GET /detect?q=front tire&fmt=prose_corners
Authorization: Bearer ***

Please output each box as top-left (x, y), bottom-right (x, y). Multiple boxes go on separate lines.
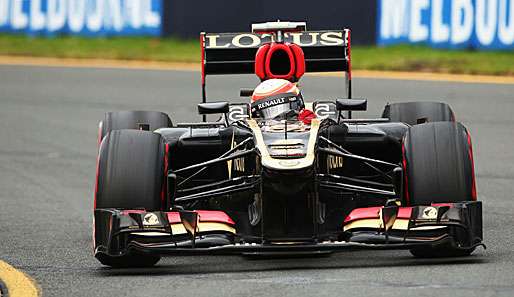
top-left (402, 122), bottom-right (477, 257)
top-left (99, 110), bottom-right (172, 143)
top-left (96, 253), bottom-right (161, 268)
top-left (382, 101), bottom-right (454, 126)
top-left (95, 130), bottom-right (166, 267)
top-left (96, 130), bottom-right (166, 210)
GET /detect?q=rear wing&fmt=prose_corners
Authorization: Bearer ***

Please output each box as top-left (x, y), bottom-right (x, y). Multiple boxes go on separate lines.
top-left (200, 28), bottom-right (352, 99)
top-left (201, 30), bottom-right (351, 75)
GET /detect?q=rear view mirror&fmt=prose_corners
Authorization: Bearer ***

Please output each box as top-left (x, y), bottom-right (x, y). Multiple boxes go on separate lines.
top-left (198, 101), bottom-right (230, 115)
top-left (240, 88), bottom-right (254, 97)
top-left (336, 98), bottom-right (367, 111)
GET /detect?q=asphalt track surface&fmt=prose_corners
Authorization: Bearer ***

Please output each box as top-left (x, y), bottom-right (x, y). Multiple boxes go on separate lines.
top-left (1, 65), bottom-right (514, 297)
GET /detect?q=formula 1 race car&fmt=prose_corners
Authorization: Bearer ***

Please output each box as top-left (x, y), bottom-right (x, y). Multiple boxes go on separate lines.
top-left (93, 21), bottom-right (483, 267)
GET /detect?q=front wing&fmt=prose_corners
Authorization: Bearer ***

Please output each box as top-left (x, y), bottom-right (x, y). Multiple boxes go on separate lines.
top-left (94, 202), bottom-right (483, 258)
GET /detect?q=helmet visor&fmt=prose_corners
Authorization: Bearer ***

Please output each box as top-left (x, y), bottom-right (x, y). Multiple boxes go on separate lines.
top-left (260, 103), bottom-right (290, 119)
top-left (251, 93), bottom-right (304, 120)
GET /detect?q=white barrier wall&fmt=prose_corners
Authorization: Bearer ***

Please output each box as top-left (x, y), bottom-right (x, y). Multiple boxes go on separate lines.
top-left (0, 0), bottom-right (161, 35)
top-left (378, 0), bottom-right (514, 49)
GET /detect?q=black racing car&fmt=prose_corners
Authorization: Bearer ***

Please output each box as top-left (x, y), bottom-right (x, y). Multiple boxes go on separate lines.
top-left (93, 21), bottom-right (483, 267)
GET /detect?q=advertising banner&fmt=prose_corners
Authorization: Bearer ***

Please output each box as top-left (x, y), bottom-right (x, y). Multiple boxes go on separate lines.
top-left (164, 0), bottom-right (377, 45)
top-left (0, 0), bottom-right (162, 36)
top-left (377, 0), bottom-right (514, 50)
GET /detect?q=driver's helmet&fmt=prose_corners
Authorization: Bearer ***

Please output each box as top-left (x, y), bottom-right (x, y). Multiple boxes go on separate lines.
top-left (251, 79), bottom-right (304, 119)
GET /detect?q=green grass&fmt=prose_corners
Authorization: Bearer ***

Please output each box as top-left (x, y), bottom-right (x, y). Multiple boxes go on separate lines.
top-left (353, 45), bottom-right (514, 76)
top-left (0, 34), bottom-right (200, 63)
top-left (1, 34), bottom-right (513, 76)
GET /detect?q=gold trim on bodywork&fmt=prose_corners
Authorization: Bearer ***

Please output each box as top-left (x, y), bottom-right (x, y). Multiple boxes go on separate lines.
top-left (171, 222), bottom-right (236, 235)
top-left (246, 118), bottom-right (320, 170)
top-left (133, 222), bottom-right (236, 236)
top-left (227, 129), bottom-right (236, 179)
top-left (343, 219), bottom-right (447, 231)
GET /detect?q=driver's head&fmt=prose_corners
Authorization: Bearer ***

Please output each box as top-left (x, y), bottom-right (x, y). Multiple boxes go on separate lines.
top-left (251, 79), bottom-right (304, 119)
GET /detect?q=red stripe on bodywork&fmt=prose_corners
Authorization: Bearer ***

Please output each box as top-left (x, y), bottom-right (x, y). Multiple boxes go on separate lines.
top-left (347, 29), bottom-right (352, 80)
top-left (343, 206), bottom-right (414, 224)
top-left (343, 207), bottom-right (380, 223)
top-left (120, 210), bottom-right (146, 215)
top-left (118, 210), bottom-right (235, 226)
top-left (161, 143), bottom-right (169, 209)
top-left (397, 207), bottom-right (413, 218)
top-left (467, 132), bottom-right (477, 201)
top-left (94, 145), bottom-right (101, 209)
top-left (168, 210), bottom-right (235, 225)
top-left (402, 141), bottom-right (410, 205)
top-left (94, 122), bottom-right (103, 209)
top-left (200, 33), bottom-right (206, 85)
top-left (97, 121), bottom-right (103, 148)
top-left (431, 203), bottom-right (454, 207)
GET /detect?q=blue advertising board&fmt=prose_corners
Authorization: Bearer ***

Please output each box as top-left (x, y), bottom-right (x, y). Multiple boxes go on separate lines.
top-left (0, 0), bottom-right (162, 36)
top-left (377, 0), bottom-right (514, 50)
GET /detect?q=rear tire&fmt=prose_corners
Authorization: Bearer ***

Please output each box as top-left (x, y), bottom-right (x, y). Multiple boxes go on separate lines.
top-left (402, 122), bottom-right (476, 257)
top-left (95, 130), bottom-right (166, 267)
top-left (382, 102), bottom-right (454, 126)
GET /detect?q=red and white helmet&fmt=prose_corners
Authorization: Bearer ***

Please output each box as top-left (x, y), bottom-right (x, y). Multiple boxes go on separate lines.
top-left (251, 79), bottom-right (304, 119)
